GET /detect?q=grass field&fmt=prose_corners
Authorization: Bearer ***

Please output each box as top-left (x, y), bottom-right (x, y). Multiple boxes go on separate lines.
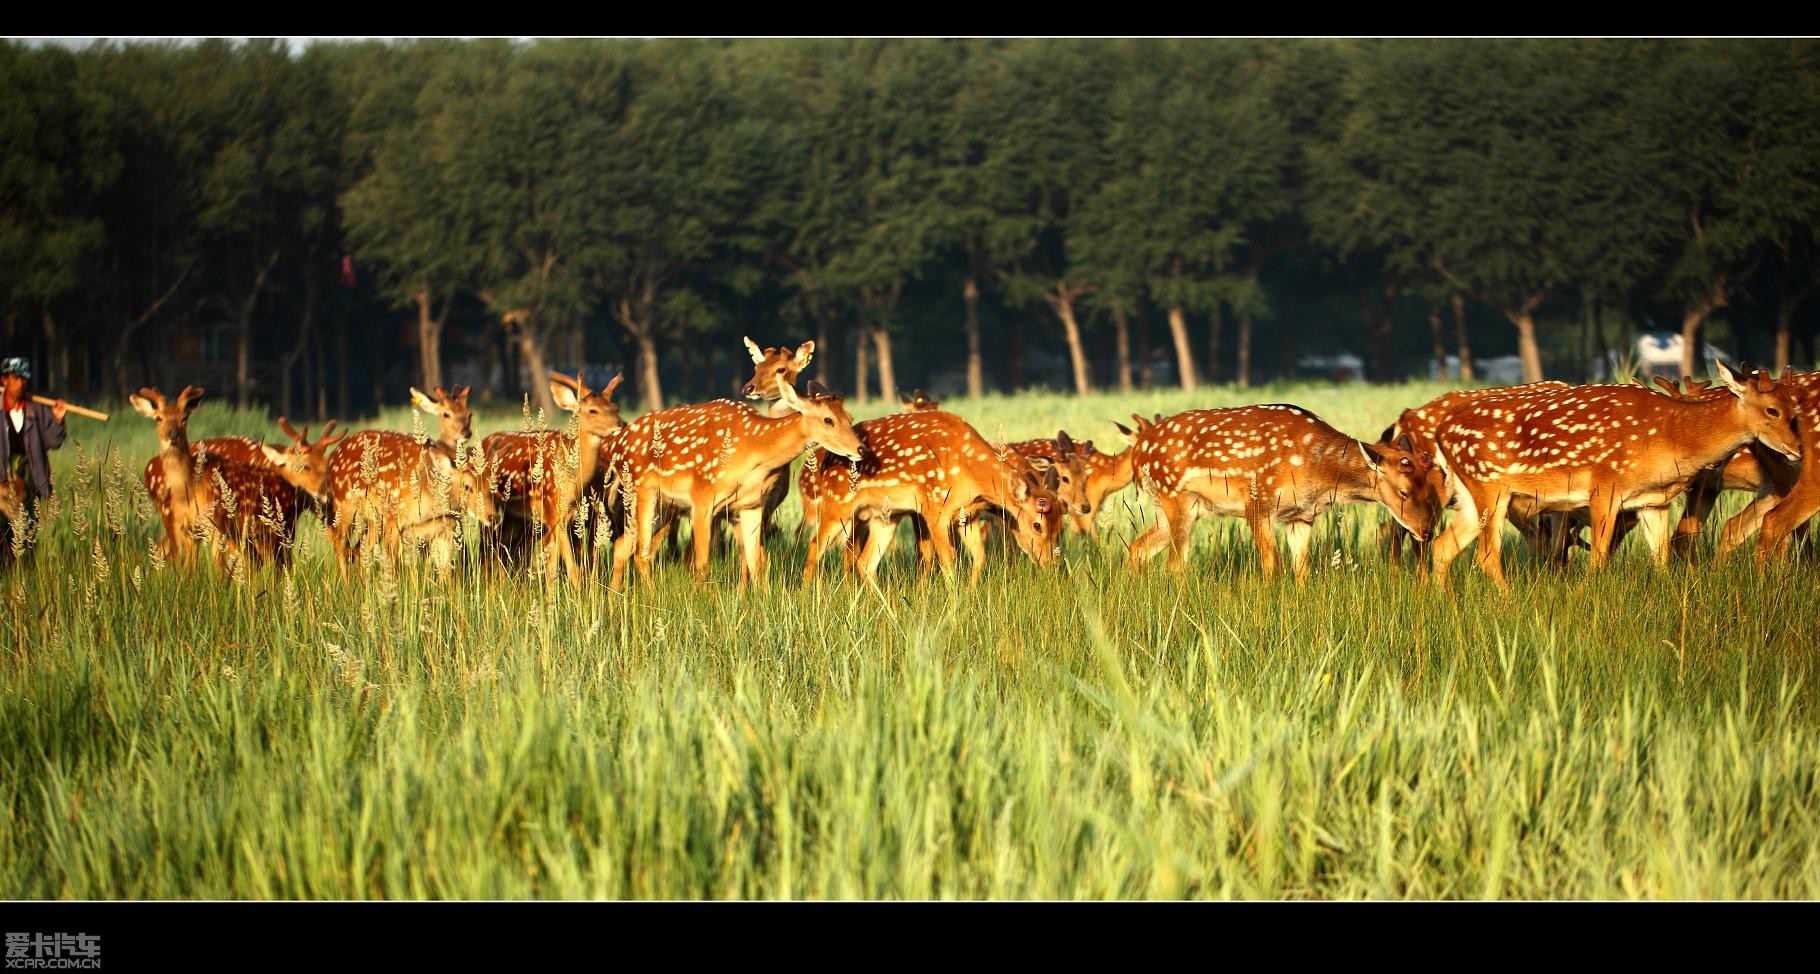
top-left (3, 380), bottom-right (1818, 899)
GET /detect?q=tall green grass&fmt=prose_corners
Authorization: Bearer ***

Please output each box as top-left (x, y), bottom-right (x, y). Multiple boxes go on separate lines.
top-left (3, 381), bottom-right (1818, 899)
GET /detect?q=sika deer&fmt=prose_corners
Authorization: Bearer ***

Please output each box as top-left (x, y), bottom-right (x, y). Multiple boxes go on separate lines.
top-left (133, 387), bottom-right (310, 568)
top-left (605, 381), bottom-right (862, 589)
top-left (1127, 405), bottom-right (1440, 582)
top-left (481, 372), bottom-right (624, 582)
top-left (799, 410), bottom-right (1065, 584)
top-left (1430, 361), bottom-right (1800, 589)
top-left (1717, 368), bottom-right (1820, 561)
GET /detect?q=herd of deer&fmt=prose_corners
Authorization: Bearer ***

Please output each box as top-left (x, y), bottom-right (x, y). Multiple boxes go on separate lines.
top-left (108, 338), bottom-right (1820, 592)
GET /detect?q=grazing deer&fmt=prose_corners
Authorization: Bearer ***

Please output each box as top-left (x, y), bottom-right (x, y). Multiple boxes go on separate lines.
top-left (1127, 405), bottom-right (1441, 582)
top-left (1632, 376), bottom-right (1764, 559)
top-left (899, 388), bottom-right (942, 413)
top-left (800, 410), bottom-right (1065, 584)
top-left (325, 424), bottom-right (499, 573)
top-left (132, 386), bottom-right (310, 567)
top-left (1430, 362), bottom-right (1801, 589)
top-left (1717, 368), bottom-right (1820, 561)
top-left (1378, 381), bottom-right (1571, 566)
top-left (481, 372), bottom-right (624, 582)
top-left (605, 381), bottom-right (863, 590)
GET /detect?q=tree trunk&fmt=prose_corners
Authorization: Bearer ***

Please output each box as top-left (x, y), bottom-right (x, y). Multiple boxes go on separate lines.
top-left (1452, 292), bottom-right (1474, 383)
top-left (1113, 307), bottom-right (1133, 392)
top-left (1206, 303), bottom-right (1222, 385)
top-left (1428, 305), bottom-right (1448, 380)
top-left (1136, 309), bottom-right (1153, 390)
top-left (39, 310), bottom-right (64, 395)
top-left (1050, 287), bottom-right (1093, 396)
top-left (964, 276), bottom-right (984, 399)
top-left (234, 252), bottom-right (280, 411)
top-left (1236, 312), bottom-right (1253, 390)
top-left (414, 287), bottom-right (443, 394)
top-left (507, 307), bottom-right (560, 418)
top-left (1359, 290), bottom-right (1395, 383)
top-left (632, 331), bottom-right (661, 413)
top-left (1166, 305), bottom-right (1198, 391)
top-left (815, 312), bottom-right (832, 393)
top-left (854, 326), bottom-right (871, 403)
top-left (1008, 317), bottom-right (1025, 392)
top-left (870, 324), bottom-right (897, 403)
top-left (280, 264), bottom-right (318, 419)
top-left (1508, 309), bottom-right (1545, 383)
top-left (335, 309), bottom-right (350, 421)
top-left (1775, 275), bottom-right (1817, 374)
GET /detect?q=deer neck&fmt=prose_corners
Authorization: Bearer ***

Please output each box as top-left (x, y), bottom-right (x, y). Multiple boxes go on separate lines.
top-left (723, 409), bottom-right (812, 479)
top-left (1662, 394), bottom-right (1760, 466)
top-left (1330, 439), bottom-right (1388, 505)
top-left (159, 428), bottom-right (199, 507)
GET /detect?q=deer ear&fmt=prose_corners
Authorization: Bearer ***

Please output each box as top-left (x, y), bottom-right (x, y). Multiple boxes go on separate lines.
top-left (130, 395), bottom-right (159, 419)
top-left (777, 378), bottom-right (805, 411)
top-left (550, 380), bottom-right (581, 413)
top-left (794, 341), bottom-right (815, 369)
top-left (1056, 430), bottom-right (1073, 453)
top-left (410, 387), bottom-right (439, 413)
top-left (899, 389), bottom-right (912, 405)
top-left (806, 380), bottom-right (829, 399)
top-left (1041, 466), bottom-right (1060, 492)
top-left (1359, 442), bottom-right (1385, 471)
top-left (1026, 456), bottom-right (1054, 472)
top-left (1395, 432), bottom-right (1416, 455)
top-left (603, 373), bottom-right (624, 399)
top-left (744, 336), bottom-right (765, 364)
top-left (458, 386), bottom-right (472, 404)
top-left (260, 443), bottom-right (289, 467)
top-left (1716, 358), bottom-right (1748, 398)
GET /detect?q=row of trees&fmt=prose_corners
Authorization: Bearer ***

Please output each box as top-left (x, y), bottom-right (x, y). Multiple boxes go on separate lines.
top-left (3, 38), bottom-right (1818, 420)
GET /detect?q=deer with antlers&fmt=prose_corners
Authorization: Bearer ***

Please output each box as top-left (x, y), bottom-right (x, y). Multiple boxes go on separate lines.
top-left (133, 386), bottom-right (314, 568)
top-left (1429, 362), bottom-right (1801, 589)
top-left (1127, 405), bottom-right (1441, 582)
top-left (1715, 368), bottom-right (1820, 561)
top-left (800, 409), bottom-right (1065, 584)
top-left (482, 372), bottom-right (624, 582)
top-left (604, 381), bottom-right (863, 590)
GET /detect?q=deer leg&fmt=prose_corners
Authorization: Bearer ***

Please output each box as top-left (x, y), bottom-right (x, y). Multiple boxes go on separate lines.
top-left (629, 487), bottom-right (662, 586)
top-left (1672, 472), bottom-right (1721, 561)
top-left (1585, 486), bottom-right (1622, 571)
top-left (1474, 489), bottom-right (1514, 591)
top-left (959, 516), bottom-right (989, 584)
top-left (1720, 488), bottom-right (1782, 560)
top-left (1758, 470), bottom-right (1820, 562)
top-left (1127, 494), bottom-right (1178, 572)
top-left (737, 506), bottom-right (766, 589)
top-left (914, 515), bottom-right (937, 581)
top-left (857, 513), bottom-right (897, 581)
top-left (1634, 505), bottom-right (1676, 568)
top-left (924, 506), bottom-right (961, 580)
top-left (804, 510), bottom-right (848, 583)
top-left (1430, 476), bottom-right (1487, 588)
top-left (1284, 520), bottom-right (1315, 584)
top-left (688, 489), bottom-right (717, 584)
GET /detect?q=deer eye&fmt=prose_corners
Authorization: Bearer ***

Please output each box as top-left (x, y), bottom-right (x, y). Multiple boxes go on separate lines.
top-left (1768, 407), bottom-right (1782, 419)
top-left (1398, 490), bottom-right (1410, 500)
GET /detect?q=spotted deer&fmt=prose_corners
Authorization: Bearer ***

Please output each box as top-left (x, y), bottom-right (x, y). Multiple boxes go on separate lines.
top-left (898, 388), bottom-right (942, 413)
top-left (1378, 381), bottom-right (1571, 565)
top-left (325, 421), bottom-right (500, 573)
top-left (1127, 405), bottom-right (1441, 581)
top-left (742, 337), bottom-right (815, 411)
top-left (481, 372), bottom-right (624, 582)
top-left (1430, 361), bottom-right (1801, 589)
top-left (1634, 375), bottom-right (1765, 559)
top-left (409, 385), bottom-right (474, 449)
top-left (799, 410), bottom-right (1066, 584)
top-left (604, 381), bottom-right (863, 589)
top-left (257, 418), bottom-right (347, 514)
top-left (1717, 368), bottom-right (1820, 561)
top-left (132, 386), bottom-right (311, 568)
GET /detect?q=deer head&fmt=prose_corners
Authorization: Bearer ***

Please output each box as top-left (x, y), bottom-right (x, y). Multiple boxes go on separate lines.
top-left (742, 338), bottom-right (815, 400)
top-left (1001, 465), bottom-right (1066, 566)
top-left (1361, 433), bottom-right (1443, 543)
top-left (410, 385), bottom-right (474, 446)
top-left (549, 371), bottom-right (625, 438)
top-left (130, 386), bottom-right (206, 450)
top-left (1717, 359), bottom-right (1801, 461)
top-left (779, 381), bottom-right (863, 461)
top-left (260, 418), bottom-right (347, 503)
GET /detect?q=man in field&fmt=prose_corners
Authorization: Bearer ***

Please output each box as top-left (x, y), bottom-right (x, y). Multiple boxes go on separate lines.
top-left (0, 357), bottom-right (67, 555)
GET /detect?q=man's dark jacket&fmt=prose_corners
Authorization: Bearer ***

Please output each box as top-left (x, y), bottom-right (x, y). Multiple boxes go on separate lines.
top-left (0, 401), bottom-right (66, 498)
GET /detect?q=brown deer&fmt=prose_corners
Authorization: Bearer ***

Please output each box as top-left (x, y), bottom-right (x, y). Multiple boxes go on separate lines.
top-left (1716, 368), bottom-right (1820, 561)
top-left (325, 425), bottom-right (499, 573)
top-left (741, 337), bottom-right (815, 409)
top-left (1004, 431), bottom-right (1094, 519)
top-left (409, 385), bottom-right (475, 449)
top-left (1635, 376), bottom-right (1765, 559)
top-left (132, 386), bottom-right (311, 568)
top-left (899, 388), bottom-right (943, 412)
top-left (481, 372), bottom-right (624, 582)
top-left (1127, 405), bottom-right (1441, 582)
top-left (605, 381), bottom-right (863, 590)
top-left (257, 418), bottom-right (347, 513)
top-left (1430, 362), bottom-right (1801, 589)
top-left (800, 410), bottom-right (1065, 584)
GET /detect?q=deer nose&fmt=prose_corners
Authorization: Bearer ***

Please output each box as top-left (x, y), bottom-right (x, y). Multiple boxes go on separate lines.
top-left (742, 383), bottom-right (758, 398)
top-left (1079, 503), bottom-right (1092, 514)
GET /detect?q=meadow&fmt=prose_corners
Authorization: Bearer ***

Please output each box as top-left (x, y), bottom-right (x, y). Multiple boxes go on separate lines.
top-left (3, 380), bottom-right (1818, 899)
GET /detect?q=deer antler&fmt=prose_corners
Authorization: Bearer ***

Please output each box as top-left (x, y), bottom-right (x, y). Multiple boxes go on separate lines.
top-left (278, 417), bottom-right (307, 444)
top-left (548, 371), bottom-right (589, 396)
